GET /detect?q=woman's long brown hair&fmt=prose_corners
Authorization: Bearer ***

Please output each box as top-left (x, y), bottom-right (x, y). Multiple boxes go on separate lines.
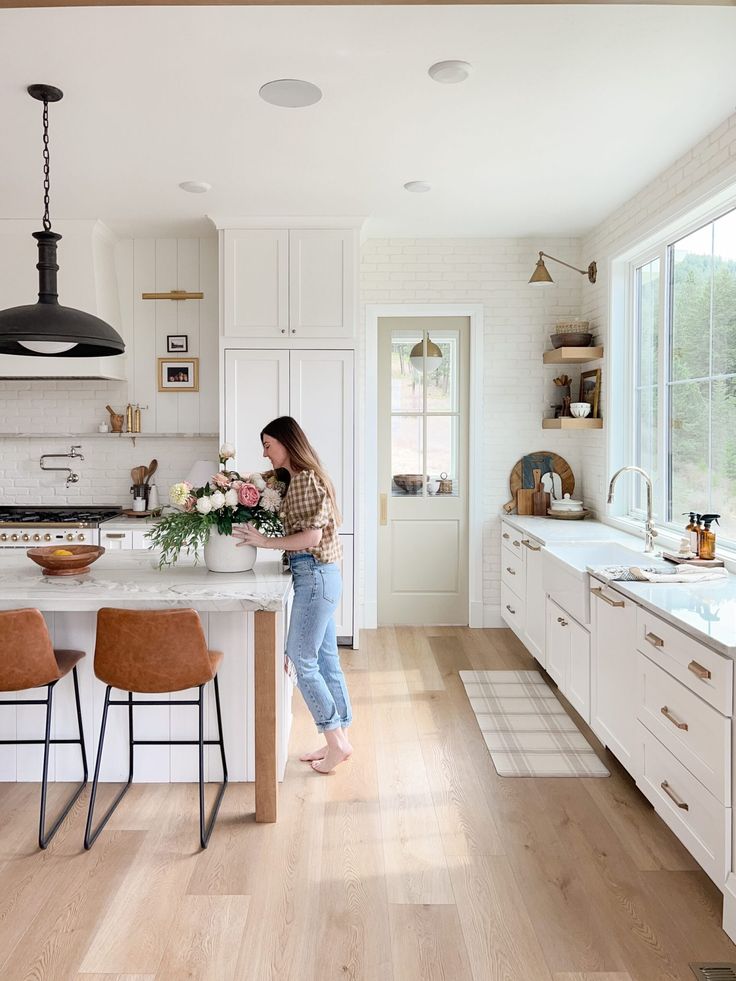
top-left (260, 416), bottom-right (342, 525)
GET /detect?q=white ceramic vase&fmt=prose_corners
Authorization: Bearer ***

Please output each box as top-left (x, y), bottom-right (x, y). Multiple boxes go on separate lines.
top-left (203, 529), bottom-right (257, 573)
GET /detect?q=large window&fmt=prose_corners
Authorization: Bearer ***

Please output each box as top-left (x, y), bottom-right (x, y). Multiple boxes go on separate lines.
top-left (631, 206), bottom-right (736, 542)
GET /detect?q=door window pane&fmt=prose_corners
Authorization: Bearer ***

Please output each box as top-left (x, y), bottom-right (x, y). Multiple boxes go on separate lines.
top-left (426, 415), bottom-right (458, 496)
top-left (391, 333), bottom-right (424, 413)
top-left (426, 334), bottom-right (458, 413)
top-left (391, 415), bottom-right (423, 495)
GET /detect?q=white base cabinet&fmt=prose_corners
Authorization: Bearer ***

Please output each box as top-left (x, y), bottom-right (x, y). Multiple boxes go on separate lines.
top-left (545, 598), bottom-right (590, 722)
top-left (500, 523), bottom-right (546, 662)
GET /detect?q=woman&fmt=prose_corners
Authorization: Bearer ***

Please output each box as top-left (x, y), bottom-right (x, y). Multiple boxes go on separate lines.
top-left (233, 416), bottom-right (353, 774)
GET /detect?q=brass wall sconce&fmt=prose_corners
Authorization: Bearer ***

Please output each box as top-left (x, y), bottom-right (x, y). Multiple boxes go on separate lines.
top-left (529, 251), bottom-right (597, 286)
top-left (141, 290), bottom-right (204, 301)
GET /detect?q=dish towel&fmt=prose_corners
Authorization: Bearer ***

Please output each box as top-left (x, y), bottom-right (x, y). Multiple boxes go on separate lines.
top-left (600, 564), bottom-right (728, 584)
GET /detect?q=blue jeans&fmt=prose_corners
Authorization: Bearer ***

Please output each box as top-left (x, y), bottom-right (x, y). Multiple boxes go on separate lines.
top-left (286, 553), bottom-right (352, 733)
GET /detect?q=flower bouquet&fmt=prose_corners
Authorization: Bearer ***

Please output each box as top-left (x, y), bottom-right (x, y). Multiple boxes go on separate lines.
top-left (148, 444), bottom-right (285, 570)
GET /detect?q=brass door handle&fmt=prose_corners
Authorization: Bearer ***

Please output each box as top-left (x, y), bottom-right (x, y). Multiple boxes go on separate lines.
top-left (590, 587), bottom-right (625, 608)
top-left (688, 660), bottom-right (711, 681)
top-left (380, 493), bottom-right (388, 526)
top-left (660, 780), bottom-right (689, 810)
top-left (660, 705), bottom-right (688, 731)
top-left (645, 631), bottom-right (664, 648)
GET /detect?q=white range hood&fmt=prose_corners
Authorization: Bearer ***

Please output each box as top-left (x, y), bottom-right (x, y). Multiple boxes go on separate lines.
top-left (0, 219), bottom-right (127, 379)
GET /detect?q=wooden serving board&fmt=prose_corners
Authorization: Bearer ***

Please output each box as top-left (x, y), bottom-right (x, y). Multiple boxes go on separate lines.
top-left (503, 452), bottom-right (575, 513)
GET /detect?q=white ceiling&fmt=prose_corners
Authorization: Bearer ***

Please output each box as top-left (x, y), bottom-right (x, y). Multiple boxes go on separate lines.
top-left (1, 5), bottom-right (735, 240)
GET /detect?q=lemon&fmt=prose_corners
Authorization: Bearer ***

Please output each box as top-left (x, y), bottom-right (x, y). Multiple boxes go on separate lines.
top-left (52, 548), bottom-right (73, 556)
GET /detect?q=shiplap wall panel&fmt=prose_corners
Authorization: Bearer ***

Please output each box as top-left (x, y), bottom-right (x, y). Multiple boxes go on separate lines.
top-left (154, 239), bottom-right (179, 433)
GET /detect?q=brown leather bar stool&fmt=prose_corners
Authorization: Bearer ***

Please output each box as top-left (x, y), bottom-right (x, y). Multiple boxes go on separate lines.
top-left (0, 608), bottom-right (88, 848)
top-left (84, 608), bottom-right (228, 850)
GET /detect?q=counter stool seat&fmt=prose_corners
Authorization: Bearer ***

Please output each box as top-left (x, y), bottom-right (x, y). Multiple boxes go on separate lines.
top-left (0, 609), bottom-right (88, 849)
top-left (84, 608), bottom-right (228, 850)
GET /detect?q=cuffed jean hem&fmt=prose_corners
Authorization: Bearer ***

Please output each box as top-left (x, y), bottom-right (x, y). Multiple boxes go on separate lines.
top-left (316, 719), bottom-right (347, 733)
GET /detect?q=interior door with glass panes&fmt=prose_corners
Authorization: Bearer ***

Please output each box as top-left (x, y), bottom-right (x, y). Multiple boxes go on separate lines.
top-left (377, 317), bottom-right (469, 625)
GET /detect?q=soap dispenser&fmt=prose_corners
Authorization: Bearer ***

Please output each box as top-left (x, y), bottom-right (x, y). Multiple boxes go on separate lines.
top-left (699, 514), bottom-right (721, 560)
top-left (683, 512), bottom-right (699, 555)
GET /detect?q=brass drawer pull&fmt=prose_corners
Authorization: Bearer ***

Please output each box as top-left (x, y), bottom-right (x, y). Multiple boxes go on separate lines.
top-left (660, 780), bottom-right (689, 811)
top-left (505, 566), bottom-right (516, 576)
top-left (660, 705), bottom-right (688, 731)
top-left (104, 533), bottom-right (127, 540)
top-left (512, 540), bottom-right (521, 548)
top-left (502, 532), bottom-right (510, 540)
top-left (505, 604), bottom-right (516, 615)
top-left (688, 660), bottom-right (712, 681)
top-left (645, 631), bottom-right (664, 648)
top-left (557, 617), bottom-right (568, 626)
top-left (590, 587), bottom-right (625, 608)
top-left (521, 539), bottom-right (541, 552)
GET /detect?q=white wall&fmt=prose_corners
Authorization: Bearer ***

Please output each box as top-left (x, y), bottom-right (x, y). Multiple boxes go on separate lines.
top-left (0, 236), bottom-right (219, 505)
top-left (359, 236), bottom-right (587, 624)
top-left (578, 112), bottom-right (736, 517)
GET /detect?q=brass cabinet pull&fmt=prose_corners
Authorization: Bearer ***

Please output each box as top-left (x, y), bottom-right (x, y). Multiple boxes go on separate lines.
top-left (645, 631), bottom-right (664, 648)
top-left (660, 705), bottom-right (689, 731)
top-left (512, 540), bottom-right (521, 548)
top-left (104, 532), bottom-right (126, 539)
top-left (502, 532), bottom-right (510, 540)
top-left (505, 604), bottom-right (516, 615)
top-left (590, 587), bottom-right (625, 608)
top-left (557, 617), bottom-right (568, 626)
top-left (380, 493), bottom-right (387, 526)
top-left (660, 780), bottom-right (689, 810)
top-left (688, 660), bottom-right (712, 681)
top-left (505, 566), bottom-right (516, 576)
top-left (521, 539), bottom-right (541, 552)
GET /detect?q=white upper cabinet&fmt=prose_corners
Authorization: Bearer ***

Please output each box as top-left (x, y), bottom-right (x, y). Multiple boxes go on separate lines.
top-left (223, 230), bottom-right (289, 337)
top-left (224, 349), bottom-right (290, 473)
top-left (221, 227), bottom-right (356, 339)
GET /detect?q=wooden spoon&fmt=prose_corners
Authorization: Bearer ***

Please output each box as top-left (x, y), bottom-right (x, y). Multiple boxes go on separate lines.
top-left (144, 459), bottom-right (158, 485)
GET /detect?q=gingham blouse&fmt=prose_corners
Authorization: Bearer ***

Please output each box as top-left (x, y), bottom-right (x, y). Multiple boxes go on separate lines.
top-left (280, 469), bottom-right (342, 565)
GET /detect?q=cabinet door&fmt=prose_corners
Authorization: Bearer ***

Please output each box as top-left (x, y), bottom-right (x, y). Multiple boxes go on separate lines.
top-left (591, 585), bottom-right (639, 776)
top-left (224, 349), bottom-right (290, 474)
top-left (567, 617), bottom-right (591, 723)
top-left (521, 539), bottom-right (545, 664)
top-left (100, 529), bottom-right (132, 550)
top-left (334, 535), bottom-right (354, 644)
top-left (288, 350), bottom-right (354, 533)
top-left (288, 229), bottom-right (355, 338)
top-left (223, 230), bottom-right (289, 337)
top-left (545, 598), bottom-right (569, 688)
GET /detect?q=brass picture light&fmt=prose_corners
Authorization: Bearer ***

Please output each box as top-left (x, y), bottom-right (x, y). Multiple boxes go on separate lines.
top-left (529, 251), bottom-right (597, 286)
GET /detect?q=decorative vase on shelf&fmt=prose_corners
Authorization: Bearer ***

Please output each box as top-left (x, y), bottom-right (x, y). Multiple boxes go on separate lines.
top-left (203, 529), bottom-right (257, 573)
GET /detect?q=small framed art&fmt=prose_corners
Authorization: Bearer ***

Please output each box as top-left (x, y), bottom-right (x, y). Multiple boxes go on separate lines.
top-left (166, 334), bottom-right (188, 353)
top-left (578, 368), bottom-right (601, 418)
top-left (158, 357), bottom-right (199, 392)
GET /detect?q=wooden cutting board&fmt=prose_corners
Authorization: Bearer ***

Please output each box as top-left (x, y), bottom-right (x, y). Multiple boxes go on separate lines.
top-left (516, 487), bottom-right (535, 515)
top-left (532, 469), bottom-right (550, 516)
top-left (503, 451), bottom-right (575, 513)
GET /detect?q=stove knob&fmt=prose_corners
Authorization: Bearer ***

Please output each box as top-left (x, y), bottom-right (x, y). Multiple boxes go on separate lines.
top-left (33, 534), bottom-right (41, 542)
top-left (11, 534), bottom-right (19, 542)
top-left (44, 533), bottom-right (52, 542)
top-left (21, 534), bottom-right (30, 542)
top-left (66, 533), bottom-right (74, 542)
top-left (0, 533), bottom-right (6, 542)
top-left (77, 534), bottom-right (85, 542)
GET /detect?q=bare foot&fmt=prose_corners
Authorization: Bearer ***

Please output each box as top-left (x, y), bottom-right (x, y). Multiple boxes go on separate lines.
top-left (300, 746), bottom-right (328, 762)
top-left (311, 741), bottom-right (353, 774)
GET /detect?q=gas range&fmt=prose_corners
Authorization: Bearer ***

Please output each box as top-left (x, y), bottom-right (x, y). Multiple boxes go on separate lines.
top-left (0, 506), bottom-right (123, 547)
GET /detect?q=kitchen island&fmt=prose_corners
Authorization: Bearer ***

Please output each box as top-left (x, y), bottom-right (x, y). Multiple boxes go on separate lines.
top-left (0, 551), bottom-right (293, 822)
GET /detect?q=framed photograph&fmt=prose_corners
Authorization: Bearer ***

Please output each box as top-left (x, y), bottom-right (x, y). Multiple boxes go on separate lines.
top-left (166, 334), bottom-right (188, 353)
top-left (158, 357), bottom-right (199, 392)
top-left (579, 368), bottom-right (601, 418)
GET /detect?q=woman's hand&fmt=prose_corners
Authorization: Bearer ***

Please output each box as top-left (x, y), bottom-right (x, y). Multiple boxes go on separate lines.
top-left (232, 525), bottom-right (271, 549)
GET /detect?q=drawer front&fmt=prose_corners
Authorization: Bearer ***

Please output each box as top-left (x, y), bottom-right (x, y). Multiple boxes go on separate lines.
top-left (501, 523), bottom-right (523, 558)
top-left (501, 549), bottom-right (523, 599)
top-left (638, 652), bottom-right (730, 804)
top-left (638, 724), bottom-right (730, 886)
top-left (501, 583), bottom-right (525, 638)
top-left (636, 607), bottom-right (732, 716)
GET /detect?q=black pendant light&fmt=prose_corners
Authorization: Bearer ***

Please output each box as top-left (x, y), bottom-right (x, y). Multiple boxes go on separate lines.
top-left (0, 84), bottom-right (125, 357)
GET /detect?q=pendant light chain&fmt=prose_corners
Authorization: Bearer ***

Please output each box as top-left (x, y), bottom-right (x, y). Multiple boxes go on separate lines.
top-left (42, 97), bottom-right (51, 232)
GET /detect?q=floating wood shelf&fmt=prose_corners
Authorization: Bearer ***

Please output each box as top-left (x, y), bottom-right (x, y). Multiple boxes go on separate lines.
top-left (542, 418), bottom-right (603, 430)
top-left (543, 346), bottom-right (603, 364)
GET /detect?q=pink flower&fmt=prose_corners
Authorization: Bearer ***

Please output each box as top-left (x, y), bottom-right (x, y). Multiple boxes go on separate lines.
top-left (231, 479), bottom-right (244, 490)
top-left (211, 472), bottom-right (231, 490)
top-left (237, 483), bottom-right (260, 508)
top-left (183, 495), bottom-right (196, 512)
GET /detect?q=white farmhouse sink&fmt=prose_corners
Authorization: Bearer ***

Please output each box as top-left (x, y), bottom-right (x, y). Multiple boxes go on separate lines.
top-left (542, 541), bottom-right (665, 625)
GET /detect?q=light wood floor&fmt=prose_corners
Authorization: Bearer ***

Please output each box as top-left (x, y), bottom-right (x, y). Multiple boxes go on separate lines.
top-left (1, 626), bottom-right (735, 981)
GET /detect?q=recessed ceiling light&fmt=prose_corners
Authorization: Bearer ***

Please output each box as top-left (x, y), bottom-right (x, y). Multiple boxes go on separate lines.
top-left (179, 180), bottom-right (212, 194)
top-left (404, 181), bottom-right (431, 193)
top-left (259, 79), bottom-right (322, 108)
top-left (428, 60), bottom-right (472, 84)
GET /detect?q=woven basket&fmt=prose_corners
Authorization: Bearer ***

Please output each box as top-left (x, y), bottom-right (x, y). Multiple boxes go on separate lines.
top-left (555, 320), bottom-right (590, 334)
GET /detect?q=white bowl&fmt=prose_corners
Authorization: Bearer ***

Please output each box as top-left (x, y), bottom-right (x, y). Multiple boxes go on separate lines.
top-left (569, 402), bottom-right (592, 418)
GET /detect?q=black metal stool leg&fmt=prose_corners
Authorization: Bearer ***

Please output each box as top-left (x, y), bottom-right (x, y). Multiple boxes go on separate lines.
top-left (38, 669), bottom-right (89, 850)
top-left (199, 675), bottom-right (228, 848)
top-left (84, 686), bottom-right (133, 849)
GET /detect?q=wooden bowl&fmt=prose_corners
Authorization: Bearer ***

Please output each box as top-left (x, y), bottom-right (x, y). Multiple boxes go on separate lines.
top-left (550, 332), bottom-right (593, 349)
top-left (392, 473), bottom-right (424, 494)
top-left (27, 544), bottom-right (106, 576)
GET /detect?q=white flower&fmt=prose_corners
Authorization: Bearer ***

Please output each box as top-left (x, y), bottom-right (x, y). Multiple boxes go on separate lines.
top-left (224, 488), bottom-right (239, 508)
top-left (210, 490), bottom-right (226, 510)
top-left (219, 442), bottom-right (235, 461)
top-left (169, 482), bottom-right (191, 506)
top-left (260, 487), bottom-right (282, 512)
top-left (250, 474), bottom-right (266, 491)
top-left (195, 496), bottom-right (213, 515)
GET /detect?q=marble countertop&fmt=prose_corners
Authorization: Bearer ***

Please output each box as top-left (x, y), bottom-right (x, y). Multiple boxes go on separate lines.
top-left (502, 514), bottom-right (639, 546)
top-left (100, 514), bottom-right (164, 529)
top-left (0, 552), bottom-right (292, 613)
